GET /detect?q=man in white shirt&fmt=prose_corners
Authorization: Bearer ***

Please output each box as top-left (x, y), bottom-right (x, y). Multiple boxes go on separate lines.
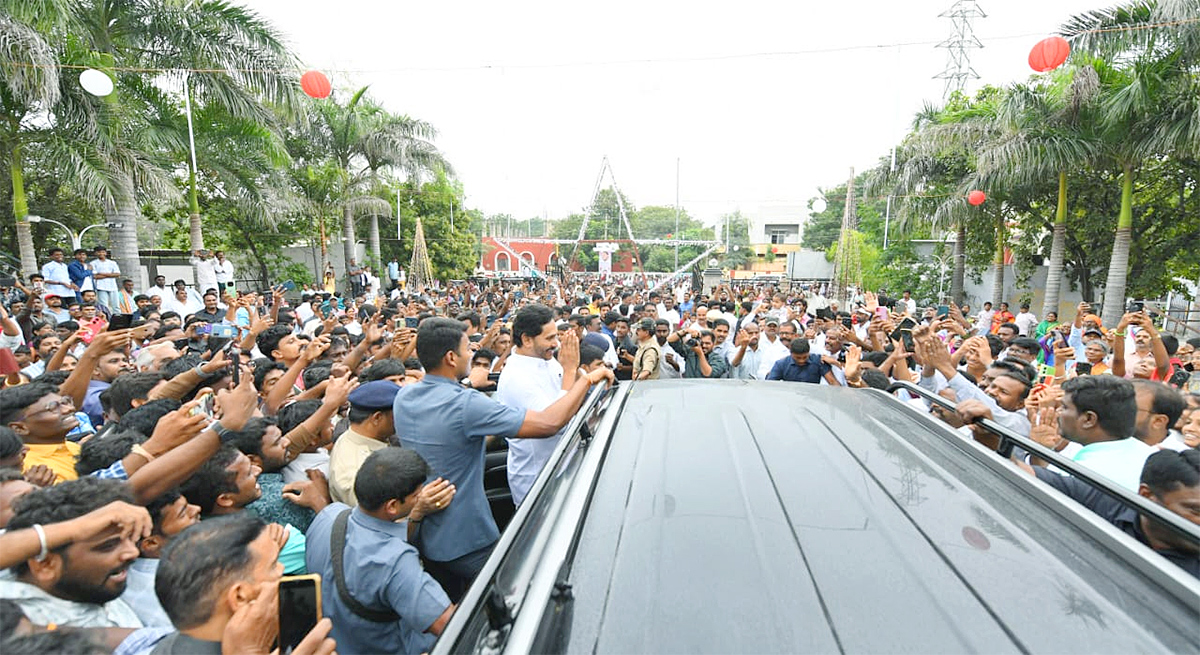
top-left (90, 246), bottom-right (121, 309)
top-left (146, 275), bottom-right (170, 304)
top-left (900, 290), bottom-right (917, 316)
top-left (213, 250), bottom-right (235, 288)
top-left (189, 249), bottom-right (219, 295)
top-left (160, 286), bottom-right (203, 319)
top-left (756, 317), bottom-right (790, 379)
top-left (975, 302), bottom-right (995, 336)
top-left (657, 296), bottom-right (681, 328)
top-left (41, 248), bottom-right (75, 299)
top-left (1014, 304), bottom-right (1038, 337)
top-left (495, 304), bottom-right (574, 507)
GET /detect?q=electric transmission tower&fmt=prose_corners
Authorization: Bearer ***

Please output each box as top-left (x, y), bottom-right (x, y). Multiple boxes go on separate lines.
top-left (934, 0), bottom-right (986, 99)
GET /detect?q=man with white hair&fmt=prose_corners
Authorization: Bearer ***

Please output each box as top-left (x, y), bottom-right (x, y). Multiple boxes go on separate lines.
top-left (135, 343), bottom-right (181, 372)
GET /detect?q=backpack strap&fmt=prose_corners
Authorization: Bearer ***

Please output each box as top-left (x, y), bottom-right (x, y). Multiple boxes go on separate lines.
top-left (331, 508), bottom-right (401, 623)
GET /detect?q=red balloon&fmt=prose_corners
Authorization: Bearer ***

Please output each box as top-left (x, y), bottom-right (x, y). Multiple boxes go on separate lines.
top-left (1028, 36), bottom-right (1070, 73)
top-left (968, 190), bottom-right (987, 206)
top-left (301, 70), bottom-right (331, 99)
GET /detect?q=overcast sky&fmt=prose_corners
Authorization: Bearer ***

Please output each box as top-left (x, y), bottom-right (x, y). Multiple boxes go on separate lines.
top-left (246, 0), bottom-right (1101, 226)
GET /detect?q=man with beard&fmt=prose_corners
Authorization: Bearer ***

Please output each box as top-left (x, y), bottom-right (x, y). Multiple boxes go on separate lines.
top-left (916, 326), bottom-right (1032, 438)
top-left (120, 490), bottom-right (202, 627)
top-left (496, 304), bottom-right (581, 507)
top-left (0, 478), bottom-right (145, 627)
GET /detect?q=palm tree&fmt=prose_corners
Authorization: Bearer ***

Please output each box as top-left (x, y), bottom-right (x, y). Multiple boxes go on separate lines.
top-left (977, 71), bottom-right (1099, 318)
top-left (70, 0), bottom-right (300, 287)
top-left (1, 2), bottom-right (66, 275)
top-left (300, 87), bottom-right (448, 278)
top-left (871, 89), bottom-right (1003, 305)
top-left (1062, 1), bottom-right (1200, 324)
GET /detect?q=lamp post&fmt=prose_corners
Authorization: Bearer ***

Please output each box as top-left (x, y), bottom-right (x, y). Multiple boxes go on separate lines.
top-left (933, 253), bottom-right (953, 303)
top-left (27, 216), bottom-right (120, 251)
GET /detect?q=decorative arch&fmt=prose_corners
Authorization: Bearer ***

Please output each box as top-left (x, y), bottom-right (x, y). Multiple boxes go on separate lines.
top-left (495, 252), bottom-right (511, 271)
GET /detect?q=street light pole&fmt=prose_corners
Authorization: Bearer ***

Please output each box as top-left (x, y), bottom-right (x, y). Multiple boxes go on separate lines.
top-left (27, 215), bottom-right (80, 250)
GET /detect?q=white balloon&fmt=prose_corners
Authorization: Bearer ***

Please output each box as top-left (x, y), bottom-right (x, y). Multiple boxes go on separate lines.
top-left (812, 198), bottom-right (828, 214)
top-left (80, 69), bottom-right (114, 97)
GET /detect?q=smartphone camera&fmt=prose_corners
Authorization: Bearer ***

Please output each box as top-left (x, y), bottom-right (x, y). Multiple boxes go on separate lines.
top-left (1126, 301), bottom-right (1144, 314)
top-left (279, 574), bottom-right (322, 654)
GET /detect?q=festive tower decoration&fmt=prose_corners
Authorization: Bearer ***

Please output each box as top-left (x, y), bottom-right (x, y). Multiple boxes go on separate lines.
top-left (832, 168), bottom-right (862, 307)
top-left (409, 216), bottom-right (435, 292)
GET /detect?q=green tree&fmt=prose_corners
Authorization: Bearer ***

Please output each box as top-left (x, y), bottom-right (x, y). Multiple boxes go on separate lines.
top-left (1063, 2), bottom-right (1200, 323)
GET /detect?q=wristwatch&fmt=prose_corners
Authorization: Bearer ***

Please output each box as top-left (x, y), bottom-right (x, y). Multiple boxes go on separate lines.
top-left (210, 420), bottom-right (235, 443)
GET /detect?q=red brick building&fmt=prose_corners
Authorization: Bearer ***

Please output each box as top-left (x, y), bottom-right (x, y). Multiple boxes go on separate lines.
top-left (478, 238), bottom-right (636, 273)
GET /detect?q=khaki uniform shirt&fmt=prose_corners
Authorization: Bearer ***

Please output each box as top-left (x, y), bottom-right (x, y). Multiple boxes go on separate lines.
top-left (633, 339), bottom-right (662, 380)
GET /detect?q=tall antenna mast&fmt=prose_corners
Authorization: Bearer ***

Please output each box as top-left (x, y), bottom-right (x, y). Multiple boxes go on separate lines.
top-left (934, 0), bottom-right (986, 99)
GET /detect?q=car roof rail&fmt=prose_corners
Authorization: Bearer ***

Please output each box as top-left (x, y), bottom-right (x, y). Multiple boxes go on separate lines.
top-left (887, 380), bottom-right (1200, 548)
top-left (433, 382), bottom-right (620, 654)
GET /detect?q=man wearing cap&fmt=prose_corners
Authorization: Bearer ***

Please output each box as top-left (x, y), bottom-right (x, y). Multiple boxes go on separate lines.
top-left (329, 380), bottom-right (401, 506)
top-left (41, 294), bottom-right (71, 326)
top-left (757, 316), bottom-right (789, 379)
top-left (631, 318), bottom-right (661, 381)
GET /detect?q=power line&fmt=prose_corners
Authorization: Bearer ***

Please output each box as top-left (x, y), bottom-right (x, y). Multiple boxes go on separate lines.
top-left (3, 17), bottom-right (1196, 76)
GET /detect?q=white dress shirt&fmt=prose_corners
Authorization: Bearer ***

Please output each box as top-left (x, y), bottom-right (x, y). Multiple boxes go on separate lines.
top-left (41, 260), bottom-right (73, 298)
top-left (190, 256), bottom-right (219, 293)
top-left (756, 334), bottom-right (789, 379)
top-left (214, 258), bottom-right (235, 285)
top-left (495, 353), bottom-right (567, 506)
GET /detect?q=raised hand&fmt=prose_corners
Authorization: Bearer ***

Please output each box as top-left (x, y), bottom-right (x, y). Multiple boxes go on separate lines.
top-left (558, 329), bottom-right (580, 372)
top-left (68, 500), bottom-right (153, 544)
top-left (324, 371), bottom-right (357, 408)
top-left (214, 364), bottom-right (257, 431)
top-left (141, 401), bottom-right (209, 455)
top-left (302, 334), bottom-right (332, 364)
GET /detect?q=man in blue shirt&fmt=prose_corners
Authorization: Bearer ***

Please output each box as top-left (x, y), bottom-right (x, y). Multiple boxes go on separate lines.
top-left (305, 448), bottom-right (455, 655)
top-left (395, 317), bottom-right (613, 599)
top-left (766, 337), bottom-right (841, 385)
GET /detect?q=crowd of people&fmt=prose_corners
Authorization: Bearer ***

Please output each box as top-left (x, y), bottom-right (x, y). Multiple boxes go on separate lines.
top-left (0, 251), bottom-right (1197, 654)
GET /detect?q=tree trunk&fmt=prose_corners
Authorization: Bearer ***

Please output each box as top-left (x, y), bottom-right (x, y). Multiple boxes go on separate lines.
top-left (341, 205), bottom-right (356, 274)
top-left (1100, 164), bottom-right (1135, 326)
top-left (950, 221), bottom-right (966, 305)
top-left (232, 218), bottom-right (270, 290)
top-left (10, 148), bottom-right (37, 276)
top-left (106, 186), bottom-right (144, 290)
top-left (991, 218), bottom-right (1006, 307)
top-left (188, 168), bottom-right (203, 251)
top-left (1041, 171), bottom-right (1068, 319)
top-left (369, 212), bottom-right (381, 269)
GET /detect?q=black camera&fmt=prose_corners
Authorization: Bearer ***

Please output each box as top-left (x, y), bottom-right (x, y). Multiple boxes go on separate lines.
top-left (684, 338), bottom-right (699, 350)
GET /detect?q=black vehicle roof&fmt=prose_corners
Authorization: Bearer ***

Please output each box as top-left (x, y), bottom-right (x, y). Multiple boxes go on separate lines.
top-left (561, 381), bottom-right (1199, 654)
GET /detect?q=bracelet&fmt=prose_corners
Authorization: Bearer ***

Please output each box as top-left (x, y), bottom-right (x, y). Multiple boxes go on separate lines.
top-left (131, 444), bottom-right (155, 462)
top-left (193, 363), bottom-right (206, 377)
top-left (32, 524), bottom-right (49, 561)
top-left (1113, 330), bottom-right (1126, 337)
